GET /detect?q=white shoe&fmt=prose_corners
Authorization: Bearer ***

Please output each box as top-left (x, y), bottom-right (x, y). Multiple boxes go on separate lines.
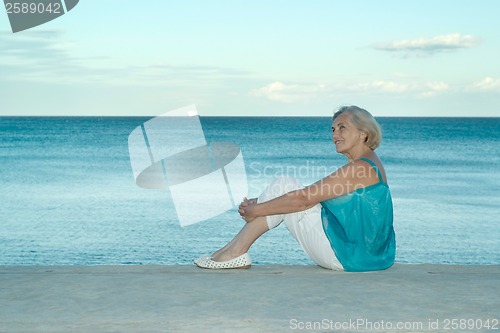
top-left (194, 253), bottom-right (252, 269)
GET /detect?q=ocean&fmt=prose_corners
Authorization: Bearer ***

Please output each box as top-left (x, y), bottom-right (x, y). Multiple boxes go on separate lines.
top-left (1, 116), bottom-right (499, 266)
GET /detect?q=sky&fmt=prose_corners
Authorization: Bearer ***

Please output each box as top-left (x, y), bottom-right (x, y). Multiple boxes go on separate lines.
top-left (1, 1), bottom-right (500, 117)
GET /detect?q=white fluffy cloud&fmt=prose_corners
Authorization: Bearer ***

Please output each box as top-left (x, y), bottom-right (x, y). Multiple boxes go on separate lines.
top-left (372, 33), bottom-right (479, 56)
top-left (345, 80), bottom-right (412, 93)
top-left (421, 82), bottom-right (450, 97)
top-left (469, 77), bottom-right (500, 92)
top-left (251, 81), bottom-right (329, 103)
top-left (252, 79), bottom-right (451, 102)
top-left (341, 80), bottom-right (450, 98)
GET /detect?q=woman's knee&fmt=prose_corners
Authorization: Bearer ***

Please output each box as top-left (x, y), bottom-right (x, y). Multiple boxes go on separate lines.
top-left (257, 175), bottom-right (303, 204)
top-left (269, 175), bottom-right (303, 194)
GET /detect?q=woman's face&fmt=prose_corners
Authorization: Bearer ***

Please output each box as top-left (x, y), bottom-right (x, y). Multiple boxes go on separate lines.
top-left (331, 113), bottom-right (365, 154)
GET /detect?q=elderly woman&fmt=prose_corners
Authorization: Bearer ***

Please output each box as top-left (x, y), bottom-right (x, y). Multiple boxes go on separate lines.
top-left (195, 105), bottom-right (396, 272)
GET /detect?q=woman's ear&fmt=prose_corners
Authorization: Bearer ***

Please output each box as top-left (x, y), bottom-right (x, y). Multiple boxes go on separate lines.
top-left (360, 132), bottom-right (368, 142)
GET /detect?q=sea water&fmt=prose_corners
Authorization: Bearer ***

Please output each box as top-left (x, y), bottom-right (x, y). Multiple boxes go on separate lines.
top-left (0, 117), bottom-right (499, 266)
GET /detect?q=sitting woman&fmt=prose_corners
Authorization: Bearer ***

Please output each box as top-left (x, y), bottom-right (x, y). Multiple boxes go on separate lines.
top-left (195, 105), bottom-right (396, 272)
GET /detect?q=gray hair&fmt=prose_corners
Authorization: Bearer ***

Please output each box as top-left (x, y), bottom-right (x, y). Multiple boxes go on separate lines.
top-left (333, 105), bottom-right (382, 150)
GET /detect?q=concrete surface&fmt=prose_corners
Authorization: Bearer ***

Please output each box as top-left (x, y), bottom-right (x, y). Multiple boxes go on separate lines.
top-left (0, 264), bottom-right (499, 332)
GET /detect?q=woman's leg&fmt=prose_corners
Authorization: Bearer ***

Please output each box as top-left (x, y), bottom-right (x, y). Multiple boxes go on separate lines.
top-left (210, 176), bottom-right (304, 261)
top-left (210, 175), bottom-right (343, 270)
top-left (283, 205), bottom-right (343, 270)
top-left (211, 216), bottom-right (269, 262)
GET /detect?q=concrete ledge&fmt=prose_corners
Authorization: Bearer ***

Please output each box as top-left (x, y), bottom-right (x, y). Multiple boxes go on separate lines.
top-left (1, 264), bottom-right (499, 332)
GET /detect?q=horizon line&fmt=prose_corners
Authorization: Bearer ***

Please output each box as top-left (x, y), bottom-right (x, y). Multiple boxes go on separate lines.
top-left (1, 115), bottom-right (499, 118)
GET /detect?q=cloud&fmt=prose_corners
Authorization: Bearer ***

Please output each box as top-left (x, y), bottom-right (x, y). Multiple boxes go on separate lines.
top-left (0, 30), bottom-right (97, 82)
top-left (345, 80), bottom-right (412, 93)
top-left (0, 30), bottom-right (69, 66)
top-left (469, 77), bottom-right (500, 92)
top-left (339, 80), bottom-right (450, 98)
top-left (251, 80), bottom-right (417, 102)
top-left (421, 81), bottom-right (450, 97)
top-left (372, 33), bottom-right (479, 56)
top-left (0, 30), bottom-right (252, 86)
top-left (251, 81), bottom-right (329, 103)
top-left (252, 79), bottom-right (452, 103)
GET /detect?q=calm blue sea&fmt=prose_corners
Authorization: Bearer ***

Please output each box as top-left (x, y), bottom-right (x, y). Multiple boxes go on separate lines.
top-left (1, 117), bottom-right (499, 266)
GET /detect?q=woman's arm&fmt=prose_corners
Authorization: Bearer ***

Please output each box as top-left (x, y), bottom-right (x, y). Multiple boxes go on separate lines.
top-left (239, 160), bottom-right (379, 222)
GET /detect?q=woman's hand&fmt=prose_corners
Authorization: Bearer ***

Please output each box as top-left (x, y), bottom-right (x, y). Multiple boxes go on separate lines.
top-left (238, 197), bottom-right (258, 223)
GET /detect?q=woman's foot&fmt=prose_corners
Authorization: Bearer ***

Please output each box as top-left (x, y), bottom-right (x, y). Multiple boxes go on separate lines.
top-left (194, 215), bottom-right (269, 268)
top-left (194, 253), bottom-right (252, 269)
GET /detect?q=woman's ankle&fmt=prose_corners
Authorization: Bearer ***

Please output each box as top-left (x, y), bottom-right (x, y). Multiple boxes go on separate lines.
top-left (212, 247), bottom-right (246, 262)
